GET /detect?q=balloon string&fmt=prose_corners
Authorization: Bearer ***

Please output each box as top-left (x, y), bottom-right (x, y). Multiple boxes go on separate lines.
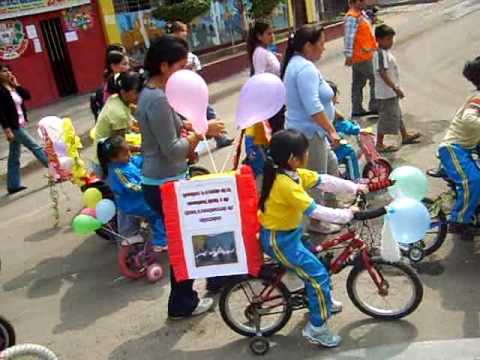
top-left (221, 135), bottom-right (240, 173)
top-left (203, 135), bottom-right (218, 173)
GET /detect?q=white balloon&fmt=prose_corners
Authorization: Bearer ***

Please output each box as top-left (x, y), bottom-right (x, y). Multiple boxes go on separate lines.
top-left (58, 156), bottom-right (73, 171)
top-left (38, 116), bottom-right (64, 142)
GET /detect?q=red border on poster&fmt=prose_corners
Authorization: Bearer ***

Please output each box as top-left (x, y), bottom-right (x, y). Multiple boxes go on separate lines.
top-left (161, 165), bottom-right (262, 282)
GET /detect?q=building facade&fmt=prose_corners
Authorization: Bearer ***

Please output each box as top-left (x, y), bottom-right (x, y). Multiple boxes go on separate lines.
top-left (0, 0), bottom-right (107, 107)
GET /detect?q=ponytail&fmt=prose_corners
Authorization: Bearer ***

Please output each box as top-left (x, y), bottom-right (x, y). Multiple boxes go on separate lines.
top-left (258, 129), bottom-right (310, 211)
top-left (246, 21), bottom-right (272, 76)
top-left (259, 158), bottom-right (278, 212)
top-left (281, 25), bottom-right (324, 79)
top-left (96, 135), bottom-right (126, 178)
top-left (97, 140), bottom-right (110, 178)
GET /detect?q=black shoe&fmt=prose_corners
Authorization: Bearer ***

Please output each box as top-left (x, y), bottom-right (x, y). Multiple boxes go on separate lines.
top-left (215, 136), bottom-right (234, 149)
top-left (7, 186), bottom-right (27, 195)
top-left (352, 110), bottom-right (378, 117)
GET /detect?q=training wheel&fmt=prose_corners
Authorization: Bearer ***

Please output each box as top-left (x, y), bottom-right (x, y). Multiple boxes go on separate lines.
top-left (146, 264), bottom-right (163, 283)
top-left (408, 245), bottom-right (425, 263)
top-left (250, 336), bottom-right (270, 356)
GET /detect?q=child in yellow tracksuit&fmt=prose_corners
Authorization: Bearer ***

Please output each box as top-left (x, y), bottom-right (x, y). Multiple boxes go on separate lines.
top-left (259, 129), bottom-right (365, 348)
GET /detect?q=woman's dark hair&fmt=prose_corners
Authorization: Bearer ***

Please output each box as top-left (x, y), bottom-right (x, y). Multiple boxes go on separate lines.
top-left (463, 56), bottom-right (480, 90)
top-left (104, 50), bottom-right (127, 79)
top-left (97, 135), bottom-right (126, 177)
top-left (259, 129), bottom-right (309, 211)
top-left (281, 25), bottom-right (324, 79)
top-left (246, 21), bottom-right (271, 76)
top-left (144, 36), bottom-right (189, 77)
top-left (112, 71), bottom-right (144, 95)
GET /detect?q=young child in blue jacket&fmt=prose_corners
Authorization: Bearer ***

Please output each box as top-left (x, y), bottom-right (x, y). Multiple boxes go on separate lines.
top-left (328, 81), bottom-right (362, 180)
top-left (97, 136), bottom-right (167, 250)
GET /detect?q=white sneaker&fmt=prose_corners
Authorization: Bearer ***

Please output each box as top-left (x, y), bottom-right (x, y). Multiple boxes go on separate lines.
top-left (153, 245), bottom-right (168, 253)
top-left (191, 298), bottom-right (215, 316)
top-left (309, 221), bottom-right (342, 235)
top-left (331, 299), bottom-right (343, 314)
top-left (302, 322), bottom-right (342, 348)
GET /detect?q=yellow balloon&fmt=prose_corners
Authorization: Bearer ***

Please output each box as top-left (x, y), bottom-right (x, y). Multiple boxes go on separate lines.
top-left (83, 188), bottom-right (102, 208)
top-left (90, 127), bottom-right (96, 141)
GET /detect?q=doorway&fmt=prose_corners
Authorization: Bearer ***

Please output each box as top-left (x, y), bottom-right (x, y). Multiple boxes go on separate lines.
top-left (40, 17), bottom-right (78, 97)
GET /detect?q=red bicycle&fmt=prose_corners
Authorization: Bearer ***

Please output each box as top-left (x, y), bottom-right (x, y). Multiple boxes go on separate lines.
top-left (219, 194), bottom-right (423, 355)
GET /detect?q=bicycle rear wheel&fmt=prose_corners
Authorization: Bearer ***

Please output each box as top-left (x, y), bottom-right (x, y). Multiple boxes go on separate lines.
top-left (346, 258), bottom-right (423, 320)
top-left (0, 344), bottom-right (58, 360)
top-left (219, 278), bottom-right (292, 337)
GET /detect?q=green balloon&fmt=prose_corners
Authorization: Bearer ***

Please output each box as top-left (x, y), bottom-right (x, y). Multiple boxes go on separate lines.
top-left (388, 166), bottom-right (428, 201)
top-left (73, 214), bottom-right (102, 235)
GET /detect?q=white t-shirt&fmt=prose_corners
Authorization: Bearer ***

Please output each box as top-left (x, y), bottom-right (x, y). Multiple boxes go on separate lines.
top-left (252, 46), bottom-right (281, 76)
top-left (373, 48), bottom-right (400, 99)
top-left (188, 52), bottom-right (202, 71)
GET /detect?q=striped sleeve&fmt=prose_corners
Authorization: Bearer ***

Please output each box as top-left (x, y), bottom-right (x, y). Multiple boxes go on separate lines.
top-left (378, 50), bottom-right (388, 71)
top-left (344, 16), bottom-right (358, 58)
top-left (114, 168), bottom-right (142, 192)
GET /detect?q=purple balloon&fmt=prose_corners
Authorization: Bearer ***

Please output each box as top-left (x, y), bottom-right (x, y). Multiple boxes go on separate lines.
top-left (54, 141), bottom-right (67, 156)
top-left (235, 73), bottom-right (286, 130)
top-left (166, 70), bottom-right (209, 135)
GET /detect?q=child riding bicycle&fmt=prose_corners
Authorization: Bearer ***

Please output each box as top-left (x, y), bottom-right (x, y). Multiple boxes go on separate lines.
top-left (97, 136), bottom-right (167, 251)
top-left (258, 129), bottom-right (366, 348)
top-left (438, 57), bottom-right (480, 241)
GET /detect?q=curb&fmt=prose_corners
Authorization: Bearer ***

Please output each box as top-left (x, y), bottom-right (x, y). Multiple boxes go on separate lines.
top-left (378, 0), bottom-right (439, 8)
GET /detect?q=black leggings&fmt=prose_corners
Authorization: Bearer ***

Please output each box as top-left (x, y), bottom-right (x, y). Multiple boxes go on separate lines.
top-left (142, 184), bottom-right (199, 317)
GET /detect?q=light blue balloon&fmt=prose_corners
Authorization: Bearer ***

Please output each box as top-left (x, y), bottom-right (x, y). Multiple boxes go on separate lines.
top-left (95, 199), bottom-right (116, 224)
top-left (387, 198), bottom-right (431, 245)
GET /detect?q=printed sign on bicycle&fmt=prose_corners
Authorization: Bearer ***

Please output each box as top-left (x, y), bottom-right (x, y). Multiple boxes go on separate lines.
top-left (161, 167), bottom-right (262, 281)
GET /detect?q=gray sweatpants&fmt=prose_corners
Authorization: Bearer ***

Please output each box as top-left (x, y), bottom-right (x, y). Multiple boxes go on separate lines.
top-left (307, 134), bottom-right (339, 176)
top-left (352, 60), bottom-right (378, 114)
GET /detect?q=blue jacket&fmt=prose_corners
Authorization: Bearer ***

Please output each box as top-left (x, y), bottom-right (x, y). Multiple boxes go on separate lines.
top-left (334, 119), bottom-right (360, 136)
top-left (106, 155), bottom-right (147, 214)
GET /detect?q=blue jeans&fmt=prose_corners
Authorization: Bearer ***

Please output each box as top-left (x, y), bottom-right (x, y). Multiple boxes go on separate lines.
top-left (7, 128), bottom-right (48, 190)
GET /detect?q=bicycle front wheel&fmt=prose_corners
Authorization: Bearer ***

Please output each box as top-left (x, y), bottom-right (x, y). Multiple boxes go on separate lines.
top-left (219, 278), bottom-right (292, 337)
top-left (347, 258), bottom-right (423, 320)
top-left (0, 344), bottom-right (58, 360)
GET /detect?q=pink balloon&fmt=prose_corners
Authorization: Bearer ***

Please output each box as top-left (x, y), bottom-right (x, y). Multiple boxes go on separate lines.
top-left (166, 70), bottom-right (209, 135)
top-left (236, 73), bottom-right (286, 130)
top-left (81, 208), bottom-right (97, 218)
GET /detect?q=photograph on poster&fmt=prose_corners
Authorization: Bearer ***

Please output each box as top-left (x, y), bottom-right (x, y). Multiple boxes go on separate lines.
top-left (192, 231), bottom-right (238, 267)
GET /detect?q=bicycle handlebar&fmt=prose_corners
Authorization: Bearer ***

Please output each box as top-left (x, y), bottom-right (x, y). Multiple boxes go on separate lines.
top-left (353, 206), bottom-right (387, 221)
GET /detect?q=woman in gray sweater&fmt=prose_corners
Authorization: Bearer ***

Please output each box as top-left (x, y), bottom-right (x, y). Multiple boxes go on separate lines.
top-left (136, 36), bottom-right (224, 319)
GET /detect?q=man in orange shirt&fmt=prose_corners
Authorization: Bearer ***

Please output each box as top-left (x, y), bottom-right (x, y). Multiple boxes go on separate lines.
top-left (344, 0), bottom-right (378, 117)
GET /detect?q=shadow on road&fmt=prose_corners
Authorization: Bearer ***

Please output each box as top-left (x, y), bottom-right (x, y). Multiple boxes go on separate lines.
top-left (419, 235), bottom-right (480, 338)
top-left (2, 234), bottom-right (169, 333)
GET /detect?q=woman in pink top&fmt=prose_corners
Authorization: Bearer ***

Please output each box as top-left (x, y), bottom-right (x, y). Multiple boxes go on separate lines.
top-left (0, 64), bottom-right (48, 194)
top-left (246, 21), bottom-right (284, 133)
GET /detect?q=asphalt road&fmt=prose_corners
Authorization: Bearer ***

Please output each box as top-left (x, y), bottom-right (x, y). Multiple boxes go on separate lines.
top-left (1, 1), bottom-right (480, 358)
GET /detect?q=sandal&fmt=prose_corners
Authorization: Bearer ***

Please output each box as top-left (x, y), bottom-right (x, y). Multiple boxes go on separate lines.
top-left (376, 145), bottom-right (399, 153)
top-left (402, 132), bottom-right (421, 145)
